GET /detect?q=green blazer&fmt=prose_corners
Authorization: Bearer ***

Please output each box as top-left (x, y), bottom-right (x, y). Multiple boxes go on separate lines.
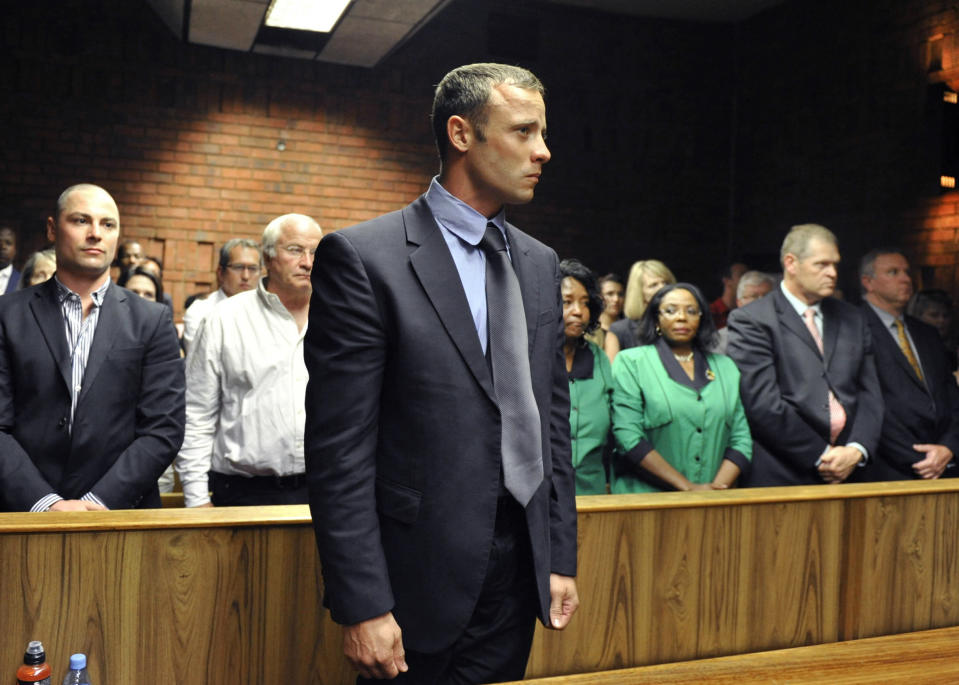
top-left (568, 340), bottom-right (613, 495)
top-left (611, 343), bottom-right (752, 493)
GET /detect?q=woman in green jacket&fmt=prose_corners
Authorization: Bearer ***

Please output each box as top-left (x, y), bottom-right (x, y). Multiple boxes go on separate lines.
top-left (611, 282), bottom-right (752, 493)
top-left (560, 259), bottom-right (613, 495)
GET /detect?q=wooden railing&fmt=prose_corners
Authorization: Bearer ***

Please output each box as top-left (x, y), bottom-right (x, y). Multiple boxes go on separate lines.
top-left (4, 480), bottom-right (959, 683)
top-left (510, 625), bottom-right (959, 684)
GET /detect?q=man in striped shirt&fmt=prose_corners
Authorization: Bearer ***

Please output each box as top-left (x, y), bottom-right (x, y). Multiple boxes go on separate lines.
top-left (0, 184), bottom-right (185, 512)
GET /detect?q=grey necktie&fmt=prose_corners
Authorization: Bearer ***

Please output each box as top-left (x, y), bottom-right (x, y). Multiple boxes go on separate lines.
top-left (479, 224), bottom-right (544, 507)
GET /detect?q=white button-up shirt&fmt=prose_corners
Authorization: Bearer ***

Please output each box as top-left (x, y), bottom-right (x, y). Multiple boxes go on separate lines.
top-left (175, 278), bottom-right (307, 506)
top-left (181, 288), bottom-right (227, 353)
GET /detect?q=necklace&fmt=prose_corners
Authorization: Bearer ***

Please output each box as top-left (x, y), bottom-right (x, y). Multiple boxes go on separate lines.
top-left (673, 351), bottom-right (694, 363)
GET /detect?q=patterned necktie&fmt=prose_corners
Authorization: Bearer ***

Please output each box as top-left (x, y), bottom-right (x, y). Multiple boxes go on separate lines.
top-left (803, 308), bottom-right (847, 445)
top-left (892, 319), bottom-right (924, 382)
top-left (479, 224), bottom-right (544, 507)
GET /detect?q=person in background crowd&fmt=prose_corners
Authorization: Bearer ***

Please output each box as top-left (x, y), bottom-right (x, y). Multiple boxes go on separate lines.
top-left (0, 225), bottom-right (20, 294)
top-left (727, 224), bottom-right (883, 486)
top-left (116, 239), bottom-right (143, 270)
top-left (611, 283), bottom-right (751, 493)
top-left (709, 261), bottom-right (749, 329)
top-left (713, 271), bottom-right (776, 353)
top-left (606, 259), bottom-right (676, 361)
top-left (0, 183), bottom-right (184, 511)
top-left (181, 239), bottom-right (261, 353)
top-left (176, 214), bottom-right (321, 507)
top-left (908, 289), bottom-right (957, 371)
top-left (586, 272), bottom-right (624, 350)
top-left (304, 63), bottom-right (578, 684)
top-left (18, 249), bottom-right (56, 289)
top-left (859, 249), bottom-right (959, 480)
top-left (117, 263), bottom-right (177, 492)
top-left (561, 259), bottom-right (613, 495)
top-left (138, 255), bottom-right (175, 311)
top-left (117, 266), bottom-right (163, 304)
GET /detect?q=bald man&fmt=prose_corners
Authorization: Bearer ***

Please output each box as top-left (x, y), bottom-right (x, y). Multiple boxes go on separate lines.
top-left (0, 183), bottom-right (184, 511)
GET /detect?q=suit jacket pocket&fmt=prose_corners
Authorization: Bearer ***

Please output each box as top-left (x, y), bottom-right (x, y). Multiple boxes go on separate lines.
top-left (375, 477), bottom-right (421, 524)
top-left (107, 345), bottom-right (144, 360)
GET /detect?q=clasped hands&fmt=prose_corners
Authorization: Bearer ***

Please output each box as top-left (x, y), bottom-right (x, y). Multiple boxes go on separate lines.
top-left (818, 445), bottom-right (863, 483)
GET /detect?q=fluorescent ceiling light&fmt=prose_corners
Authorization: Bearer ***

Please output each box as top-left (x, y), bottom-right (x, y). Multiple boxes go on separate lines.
top-left (265, 0), bottom-right (351, 33)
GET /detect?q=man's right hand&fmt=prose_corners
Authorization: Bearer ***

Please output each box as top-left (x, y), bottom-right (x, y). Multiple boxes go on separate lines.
top-left (343, 611), bottom-right (408, 680)
top-left (49, 500), bottom-right (106, 512)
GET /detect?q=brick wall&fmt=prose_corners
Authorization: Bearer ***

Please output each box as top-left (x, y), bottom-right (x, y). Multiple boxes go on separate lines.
top-left (0, 0), bottom-right (738, 315)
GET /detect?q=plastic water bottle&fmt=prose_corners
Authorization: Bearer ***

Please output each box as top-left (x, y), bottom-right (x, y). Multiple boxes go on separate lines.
top-left (60, 654), bottom-right (91, 685)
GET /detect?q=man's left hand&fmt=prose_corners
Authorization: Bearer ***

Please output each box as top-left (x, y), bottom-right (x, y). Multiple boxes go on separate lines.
top-left (548, 574), bottom-right (579, 630)
top-left (912, 444), bottom-right (953, 479)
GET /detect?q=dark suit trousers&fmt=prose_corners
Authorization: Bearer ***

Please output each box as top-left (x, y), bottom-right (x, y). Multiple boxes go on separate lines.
top-left (358, 496), bottom-right (538, 685)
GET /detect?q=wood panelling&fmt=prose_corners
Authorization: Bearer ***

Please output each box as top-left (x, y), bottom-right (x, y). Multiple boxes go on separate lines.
top-left (507, 625), bottom-right (959, 684)
top-left (4, 483), bottom-right (959, 683)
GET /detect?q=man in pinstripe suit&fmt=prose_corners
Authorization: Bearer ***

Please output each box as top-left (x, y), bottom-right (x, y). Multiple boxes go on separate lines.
top-left (0, 184), bottom-right (184, 512)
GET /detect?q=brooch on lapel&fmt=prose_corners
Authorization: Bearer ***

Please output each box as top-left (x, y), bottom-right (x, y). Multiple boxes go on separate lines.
top-left (705, 368), bottom-right (716, 381)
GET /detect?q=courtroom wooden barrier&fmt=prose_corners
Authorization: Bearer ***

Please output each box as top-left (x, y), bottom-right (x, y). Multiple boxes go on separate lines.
top-left (4, 481), bottom-right (959, 683)
top-left (510, 625), bottom-right (959, 684)
top-left (0, 506), bottom-right (351, 684)
top-left (526, 480), bottom-right (959, 678)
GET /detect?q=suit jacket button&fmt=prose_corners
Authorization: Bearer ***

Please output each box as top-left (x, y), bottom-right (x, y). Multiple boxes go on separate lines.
top-left (58, 417), bottom-right (67, 428)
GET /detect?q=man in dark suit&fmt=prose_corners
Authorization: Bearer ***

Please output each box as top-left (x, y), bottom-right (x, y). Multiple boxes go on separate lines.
top-left (727, 224), bottom-right (883, 486)
top-left (304, 63), bottom-right (578, 683)
top-left (0, 184), bottom-right (184, 512)
top-left (0, 225), bottom-right (20, 293)
top-left (859, 249), bottom-right (959, 480)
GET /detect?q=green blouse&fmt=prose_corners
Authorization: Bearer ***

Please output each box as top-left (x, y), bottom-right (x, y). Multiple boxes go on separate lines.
top-left (610, 340), bottom-right (752, 493)
top-left (568, 340), bottom-right (613, 495)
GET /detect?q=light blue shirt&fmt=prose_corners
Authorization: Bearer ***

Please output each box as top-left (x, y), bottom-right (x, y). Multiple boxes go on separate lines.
top-left (424, 176), bottom-right (508, 354)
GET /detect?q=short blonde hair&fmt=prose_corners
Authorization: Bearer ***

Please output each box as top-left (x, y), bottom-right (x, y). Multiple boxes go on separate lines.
top-left (623, 259), bottom-right (677, 320)
top-left (780, 224), bottom-right (837, 266)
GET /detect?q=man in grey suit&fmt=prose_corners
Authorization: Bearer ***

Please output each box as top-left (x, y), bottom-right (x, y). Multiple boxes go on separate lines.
top-left (0, 184), bottom-right (184, 511)
top-left (727, 224), bottom-right (883, 486)
top-left (304, 63), bottom-right (578, 683)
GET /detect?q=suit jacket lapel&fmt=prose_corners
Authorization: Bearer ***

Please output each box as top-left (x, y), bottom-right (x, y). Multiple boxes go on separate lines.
top-left (905, 316), bottom-right (936, 391)
top-left (821, 298), bottom-right (839, 368)
top-left (774, 289), bottom-right (821, 358)
top-left (405, 198), bottom-right (496, 404)
top-left (76, 283), bottom-right (123, 408)
top-left (504, 224), bottom-right (540, 357)
top-left (863, 304), bottom-right (927, 391)
top-left (29, 279), bottom-right (72, 390)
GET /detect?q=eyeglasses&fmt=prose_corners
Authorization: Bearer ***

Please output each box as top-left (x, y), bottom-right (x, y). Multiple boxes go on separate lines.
top-left (225, 264), bottom-right (260, 274)
top-left (281, 244), bottom-right (317, 258)
top-left (659, 306), bottom-right (702, 319)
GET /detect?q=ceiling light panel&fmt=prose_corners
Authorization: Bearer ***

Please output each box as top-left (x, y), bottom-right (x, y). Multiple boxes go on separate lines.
top-left (265, 0), bottom-right (351, 32)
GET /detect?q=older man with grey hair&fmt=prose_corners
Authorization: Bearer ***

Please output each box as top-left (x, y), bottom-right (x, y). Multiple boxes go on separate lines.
top-left (176, 214), bottom-right (322, 506)
top-left (713, 271), bottom-right (777, 353)
top-left (181, 238), bottom-right (262, 353)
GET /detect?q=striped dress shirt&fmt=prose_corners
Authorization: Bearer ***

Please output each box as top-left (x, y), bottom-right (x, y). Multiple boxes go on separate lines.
top-left (30, 277), bottom-right (111, 512)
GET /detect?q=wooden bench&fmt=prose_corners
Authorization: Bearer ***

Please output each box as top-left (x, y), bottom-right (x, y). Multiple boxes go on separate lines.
top-left (507, 625), bottom-right (959, 683)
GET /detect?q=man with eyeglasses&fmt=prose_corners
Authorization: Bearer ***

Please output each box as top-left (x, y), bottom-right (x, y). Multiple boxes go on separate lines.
top-left (175, 214), bottom-right (322, 506)
top-left (181, 238), bottom-right (262, 353)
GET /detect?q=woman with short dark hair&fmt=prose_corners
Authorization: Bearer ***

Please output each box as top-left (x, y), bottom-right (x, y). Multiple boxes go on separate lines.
top-left (611, 282), bottom-right (751, 493)
top-left (560, 258), bottom-right (613, 495)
